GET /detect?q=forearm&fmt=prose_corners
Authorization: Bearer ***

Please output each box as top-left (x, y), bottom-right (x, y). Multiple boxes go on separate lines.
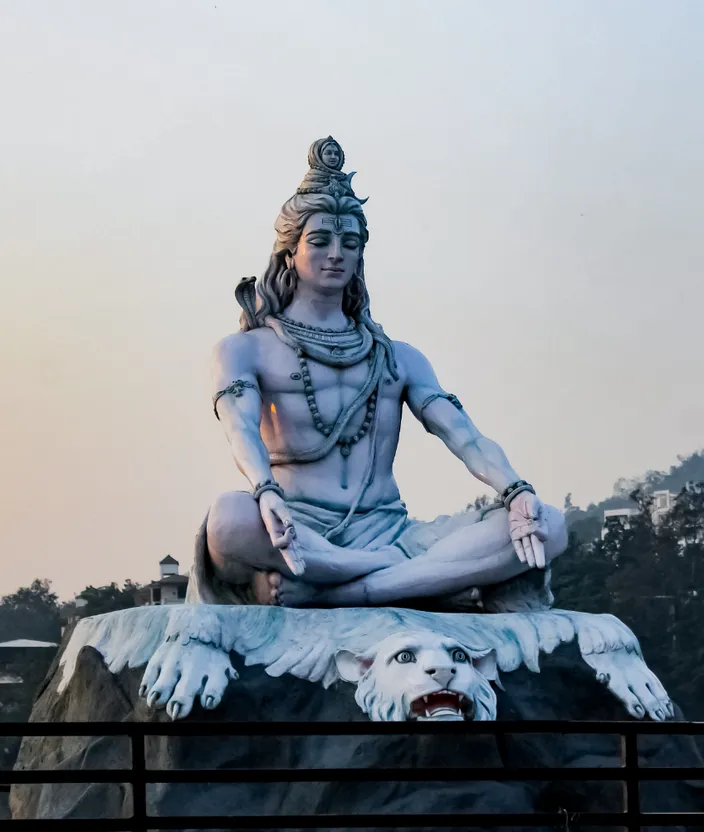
top-left (214, 381), bottom-right (274, 490)
top-left (423, 401), bottom-right (520, 495)
top-left (456, 434), bottom-right (520, 495)
top-left (227, 424), bottom-right (275, 489)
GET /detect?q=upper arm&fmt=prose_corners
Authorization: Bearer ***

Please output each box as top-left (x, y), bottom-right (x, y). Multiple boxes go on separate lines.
top-left (211, 333), bottom-right (262, 425)
top-left (397, 341), bottom-right (480, 440)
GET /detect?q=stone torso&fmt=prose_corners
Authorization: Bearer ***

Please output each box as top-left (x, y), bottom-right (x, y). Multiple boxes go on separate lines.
top-left (247, 328), bottom-right (407, 510)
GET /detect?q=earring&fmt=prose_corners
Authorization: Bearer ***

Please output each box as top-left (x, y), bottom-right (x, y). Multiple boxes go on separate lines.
top-left (282, 266), bottom-right (298, 291)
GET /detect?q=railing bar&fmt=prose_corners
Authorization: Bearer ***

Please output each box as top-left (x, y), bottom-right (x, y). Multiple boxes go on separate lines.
top-left (7, 811), bottom-right (702, 829)
top-left (621, 731), bottom-right (641, 832)
top-left (4, 719), bottom-right (704, 737)
top-left (129, 727), bottom-right (148, 832)
top-left (4, 765), bottom-right (704, 784)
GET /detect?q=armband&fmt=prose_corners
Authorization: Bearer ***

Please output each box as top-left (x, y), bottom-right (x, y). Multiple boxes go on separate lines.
top-left (418, 391), bottom-right (464, 432)
top-left (213, 379), bottom-right (260, 420)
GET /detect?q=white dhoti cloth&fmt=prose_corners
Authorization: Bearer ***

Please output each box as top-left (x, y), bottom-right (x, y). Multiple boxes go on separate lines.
top-left (185, 497), bottom-right (551, 612)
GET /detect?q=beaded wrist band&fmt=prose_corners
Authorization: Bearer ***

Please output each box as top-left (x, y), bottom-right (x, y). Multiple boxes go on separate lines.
top-left (253, 480), bottom-right (285, 502)
top-left (501, 480), bottom-right (536, 509)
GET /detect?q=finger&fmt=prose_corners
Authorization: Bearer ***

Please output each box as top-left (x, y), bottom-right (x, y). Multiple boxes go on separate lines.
top-left (280, 543), bottom-right (306, 577)
top-left (531, 534), bottom-right (546, 569)
top-left (271, 525), bottom-right (295, 549)
top-left (534, 515), bottom-right (549, 542)
top-left (275, 504), bottom-right (295, 530)
top-left (513, 538), bottom-right (526, 563)
top-left (522, 536), bottom-right (536, 568)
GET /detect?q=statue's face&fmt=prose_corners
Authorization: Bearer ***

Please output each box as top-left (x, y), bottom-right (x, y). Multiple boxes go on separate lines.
top-left (292, 213), bottom-right (362, 294)
top-left (321, 143), bottom-right (341, 168)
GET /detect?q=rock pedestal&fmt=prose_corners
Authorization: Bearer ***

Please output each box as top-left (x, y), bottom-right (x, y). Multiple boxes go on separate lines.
top-left (11, 637), bottom-right (704, 830)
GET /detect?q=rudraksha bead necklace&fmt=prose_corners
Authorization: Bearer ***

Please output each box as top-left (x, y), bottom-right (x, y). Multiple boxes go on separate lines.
top-left (296, 347), bottom-right (378, 489)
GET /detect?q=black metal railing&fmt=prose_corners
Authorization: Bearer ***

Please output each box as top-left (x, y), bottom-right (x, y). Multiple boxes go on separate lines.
top-left (2, 719), bottom-right (704, 829)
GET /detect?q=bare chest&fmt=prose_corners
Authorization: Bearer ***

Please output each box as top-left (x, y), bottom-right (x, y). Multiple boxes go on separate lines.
top-left (256, 341), bottom-right (405, 430)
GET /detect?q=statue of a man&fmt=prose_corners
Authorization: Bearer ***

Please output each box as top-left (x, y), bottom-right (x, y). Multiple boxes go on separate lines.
top-left (189, 137), bottom-right (568, 611)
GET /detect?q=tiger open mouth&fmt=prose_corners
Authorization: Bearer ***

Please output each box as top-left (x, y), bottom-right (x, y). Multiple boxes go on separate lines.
top-left (409, 690), bottom-right (473, 721)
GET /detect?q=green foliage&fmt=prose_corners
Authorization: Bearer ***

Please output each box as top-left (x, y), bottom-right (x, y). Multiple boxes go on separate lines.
top-left (0, 579), bottom-right (61, 643)
top-left (566, 450), bottom-right (704, 543)
top-left (76, 580), bottom-right (141, 617)
top-left (553, 480), bottom-right (704, 718)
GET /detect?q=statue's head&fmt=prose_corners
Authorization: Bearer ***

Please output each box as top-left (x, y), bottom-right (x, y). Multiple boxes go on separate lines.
top-left (335, 630), bottom-right (498, 722)
top-left (308, 135), bottom-right (345, 172)
top-left (241, 137), bottom-right (377, 330)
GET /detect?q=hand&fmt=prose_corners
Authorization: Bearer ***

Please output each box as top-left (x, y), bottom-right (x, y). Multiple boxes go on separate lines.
top-left (508, 491), bottom-right (549, 569)
top-left (258, 491), bottom-right (306, 577)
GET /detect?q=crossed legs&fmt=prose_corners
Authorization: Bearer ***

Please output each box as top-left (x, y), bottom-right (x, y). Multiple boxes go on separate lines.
top-left (206, 491), bottom-right (568, 609)
top-left (206, 491), bottom-right (406, 599)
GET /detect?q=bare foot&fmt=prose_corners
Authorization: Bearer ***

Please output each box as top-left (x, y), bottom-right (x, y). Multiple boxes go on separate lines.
top-left (278, 576), bottom-right (323, 608)
top-left (438, 586), bottom-right (483, 612)
top-left (253, 571), bottom-right (282, 606)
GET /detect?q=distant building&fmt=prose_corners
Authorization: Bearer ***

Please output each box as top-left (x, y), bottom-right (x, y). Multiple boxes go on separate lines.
top-left (0, 639), bottom-right (57, 684)
top-left (651, 490), bottom-right (676, 526)
top-left (601, 490), bottom-right (677, 539)
top-left (602, 508), bottom-right (640, 539)
top-left (60, 597), bottom-right (88, 635)
top-left (136, 555), bottom-right (189, 606)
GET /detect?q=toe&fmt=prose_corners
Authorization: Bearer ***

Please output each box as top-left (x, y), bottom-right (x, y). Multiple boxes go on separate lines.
top-left (146, 672), bottom-right (180, 709)
top-left (199, 666), bottom-right (234, 711)
top-left (139, 659), bottom-right (160, 699)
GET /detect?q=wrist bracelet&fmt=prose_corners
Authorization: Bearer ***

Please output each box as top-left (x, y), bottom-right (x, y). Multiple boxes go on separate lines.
top-left (502, 480), bottom-right (536, 509)
top-left (253, 480), bottom-right (285, 502)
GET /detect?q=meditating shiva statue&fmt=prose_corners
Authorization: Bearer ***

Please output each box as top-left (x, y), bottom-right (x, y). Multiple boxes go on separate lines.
top-left (50, 138), bottom-right (671, 729)
top-left (189, 136), bottom-right (569, 612)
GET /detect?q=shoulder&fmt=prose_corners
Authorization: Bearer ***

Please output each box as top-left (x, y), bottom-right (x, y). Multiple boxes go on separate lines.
top-left (392, 340), bottom-right (436, 381)
top-left (211, 329), bottom-right (277, 372)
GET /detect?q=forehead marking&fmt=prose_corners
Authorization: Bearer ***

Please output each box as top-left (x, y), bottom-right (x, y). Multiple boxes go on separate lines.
top-left (321, 216), bottom-right (353, 234)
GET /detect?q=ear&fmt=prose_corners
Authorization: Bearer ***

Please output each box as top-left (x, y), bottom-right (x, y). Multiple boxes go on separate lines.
top-left (334, 650), bottom-right (372, 683)
top-left (472, 649), bottom-right (498, 683)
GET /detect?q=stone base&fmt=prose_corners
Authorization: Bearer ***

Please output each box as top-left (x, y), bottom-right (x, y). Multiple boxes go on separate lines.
top-left (11, 639), bottom-right (704, 827)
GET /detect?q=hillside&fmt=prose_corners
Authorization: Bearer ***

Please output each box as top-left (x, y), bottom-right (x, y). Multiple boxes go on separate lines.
top-left (565, 450), bottom-right (704, 542)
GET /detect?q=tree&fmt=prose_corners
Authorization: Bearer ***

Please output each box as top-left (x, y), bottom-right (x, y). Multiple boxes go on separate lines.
top-left (75, 580), bottom-right (141, 617)
top-left (554, 479), bottom-right (704, 719)
top-left (0, 579), bottom-right (61, 643)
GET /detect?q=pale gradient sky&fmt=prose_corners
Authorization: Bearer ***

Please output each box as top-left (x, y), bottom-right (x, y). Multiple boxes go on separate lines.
top-left (1, 1), bottom-right (703, 599)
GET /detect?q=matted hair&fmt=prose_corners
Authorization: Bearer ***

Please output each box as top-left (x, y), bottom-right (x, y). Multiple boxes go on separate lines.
top-left (240, 192), bottom-right (383, 337)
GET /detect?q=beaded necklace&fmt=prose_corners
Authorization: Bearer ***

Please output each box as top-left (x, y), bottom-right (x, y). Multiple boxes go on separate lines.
top-left (295, 347), bottom-right (378, 489)
top-left (270, 314), bottom-right (380, 490)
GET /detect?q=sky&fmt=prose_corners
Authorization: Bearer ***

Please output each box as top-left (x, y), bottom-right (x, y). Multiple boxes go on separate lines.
top-left (1, 1), bottom-right (703, 599)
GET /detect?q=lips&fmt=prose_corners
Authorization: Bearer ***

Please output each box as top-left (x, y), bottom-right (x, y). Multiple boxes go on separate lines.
top-left (409, 690), bottom-right (473, 721)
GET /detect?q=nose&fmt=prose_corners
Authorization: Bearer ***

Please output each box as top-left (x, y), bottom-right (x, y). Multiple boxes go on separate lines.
top-left (328, 237), bottom-right (344, 264)
top-left (425, 666), bottom-right (456, 688)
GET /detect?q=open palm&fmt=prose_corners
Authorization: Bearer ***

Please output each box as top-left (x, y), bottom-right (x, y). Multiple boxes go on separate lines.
top-left (508, 491), bottom-right (549, 569)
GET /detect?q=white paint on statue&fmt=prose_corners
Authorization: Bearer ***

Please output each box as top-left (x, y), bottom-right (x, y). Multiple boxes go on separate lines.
top-left (57, 605), bottom-right (673, 723)
top-left (335, 631), bottom-right (499, 721)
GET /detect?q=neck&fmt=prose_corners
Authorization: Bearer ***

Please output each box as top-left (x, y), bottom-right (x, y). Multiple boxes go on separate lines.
top-left (284, 287), bottom-right (349, 329)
